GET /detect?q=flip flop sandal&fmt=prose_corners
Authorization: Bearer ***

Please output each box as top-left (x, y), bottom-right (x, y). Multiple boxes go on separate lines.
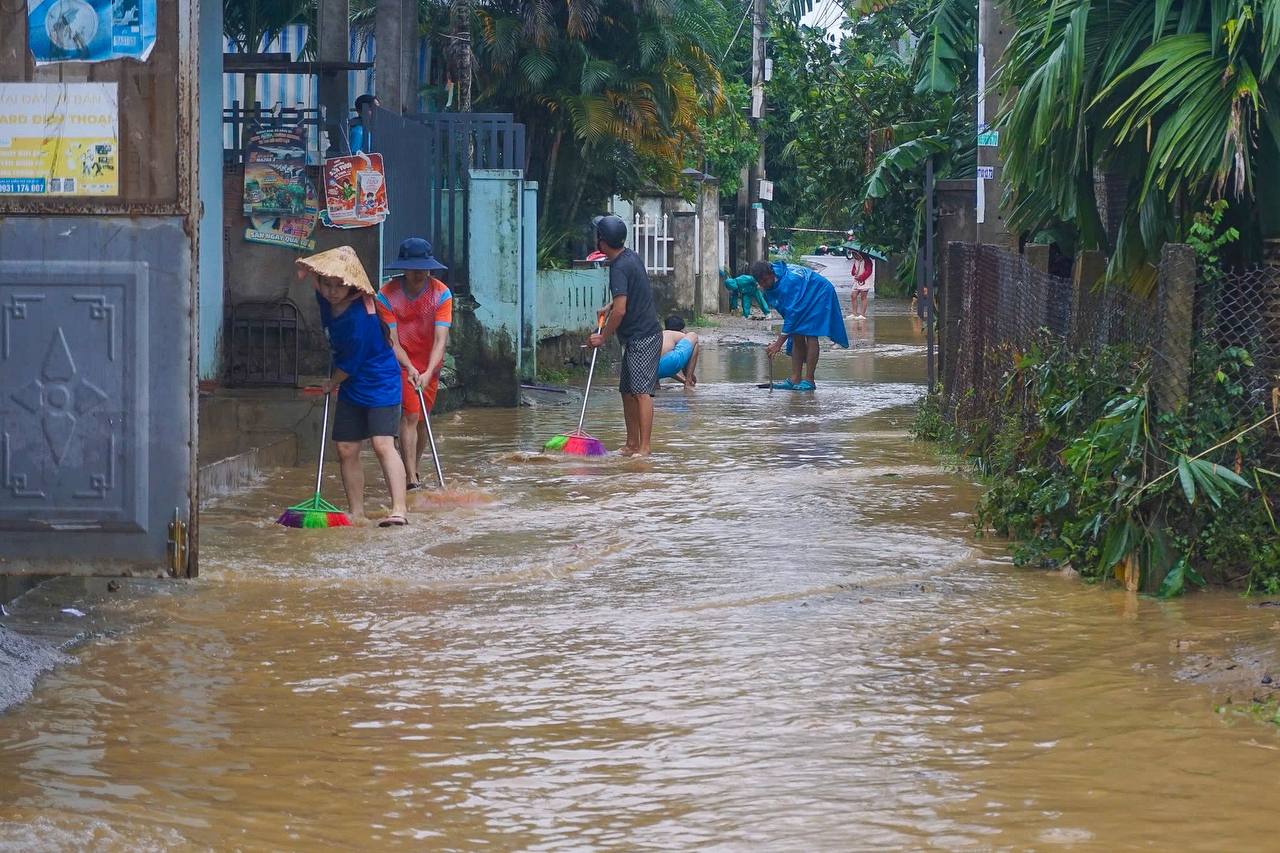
top-left (406, 482), bottom-right (421, 492)
top-left (378, 514), bottom-right (408, 527)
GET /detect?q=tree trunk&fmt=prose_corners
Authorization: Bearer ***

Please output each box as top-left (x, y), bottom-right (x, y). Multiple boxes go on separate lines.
top-left (449, 0), bottom-right (472, 113)
top-left (544, 128), bottom-right (564, 220)
top-left (242, 73), bottom-right (259, 151)
top-left (565, 150), bottom-right (591, 225)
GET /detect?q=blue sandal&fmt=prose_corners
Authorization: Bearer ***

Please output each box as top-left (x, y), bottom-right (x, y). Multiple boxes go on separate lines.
top-left (771, 379), bottom-right (799, 390)
top-left (796, 380), bottom-right (816, 391)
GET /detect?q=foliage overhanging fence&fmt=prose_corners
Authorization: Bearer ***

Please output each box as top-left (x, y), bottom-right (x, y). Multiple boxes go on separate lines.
top-left (940, 243), bottom-right (1280, 466)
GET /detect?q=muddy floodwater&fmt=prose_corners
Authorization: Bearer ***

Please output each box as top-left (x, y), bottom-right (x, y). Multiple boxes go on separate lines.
top-left (4, 299), bottom-right (1280, 850)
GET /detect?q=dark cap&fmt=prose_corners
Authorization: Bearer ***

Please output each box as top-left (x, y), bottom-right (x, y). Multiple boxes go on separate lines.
top-left (385, 237), bottom-right (448, 271)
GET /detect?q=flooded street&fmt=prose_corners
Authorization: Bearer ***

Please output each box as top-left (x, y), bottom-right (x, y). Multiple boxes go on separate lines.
top-left (3, 298), bottom-right (1280, 850)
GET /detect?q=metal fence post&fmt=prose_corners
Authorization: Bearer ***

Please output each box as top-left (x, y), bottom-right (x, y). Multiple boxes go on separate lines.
top-left (943, 242), bottom-right (965, 406)
top-left (1154, 243), bottom-right (1196, 415)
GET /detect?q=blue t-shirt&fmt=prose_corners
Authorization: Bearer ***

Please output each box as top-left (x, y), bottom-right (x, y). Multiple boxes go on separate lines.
top-left (316, 292), bottom-right (402, 408)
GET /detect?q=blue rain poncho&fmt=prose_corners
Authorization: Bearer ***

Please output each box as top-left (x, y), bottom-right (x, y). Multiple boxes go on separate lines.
top-left (766, 261), bottom-right (849, 349)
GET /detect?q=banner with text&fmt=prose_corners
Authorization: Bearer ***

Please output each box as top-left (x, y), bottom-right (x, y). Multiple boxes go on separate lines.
top-left (0, 83), bottom-right (119, 196)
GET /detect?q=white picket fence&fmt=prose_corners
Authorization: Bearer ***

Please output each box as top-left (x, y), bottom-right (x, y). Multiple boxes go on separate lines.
top-left (634, 213), bottom-right (674, 275)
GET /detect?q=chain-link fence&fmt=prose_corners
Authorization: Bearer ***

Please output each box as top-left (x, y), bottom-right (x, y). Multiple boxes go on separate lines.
top-left (939, 243), bottom-right (1280, 463)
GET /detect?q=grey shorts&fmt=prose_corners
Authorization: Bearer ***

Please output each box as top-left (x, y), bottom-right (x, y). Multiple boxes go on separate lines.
top-left (332, 397), bottom-right (401, 442)
top-left (619, 333), bottom-right (661, 396)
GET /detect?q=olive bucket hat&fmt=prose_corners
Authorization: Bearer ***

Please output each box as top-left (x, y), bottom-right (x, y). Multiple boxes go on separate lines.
top-left (385, 237), bottom-right (448, 271)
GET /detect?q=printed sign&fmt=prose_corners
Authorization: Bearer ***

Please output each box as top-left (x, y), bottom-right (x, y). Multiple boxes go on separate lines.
top-left (27, 0), bottom-right (157, 64)
top-left (0, 83), bottom-right (118, 196)
top-left (977, 165), bottom-right (995, 180)
top-left (244, 124), bottom-right (311, 217)
top-left (758, 179), bottom-right (774, 201)
top-left (978, 130), bottom-right (1000, 147)
top-left (322, 153), bottom-right (388, 228)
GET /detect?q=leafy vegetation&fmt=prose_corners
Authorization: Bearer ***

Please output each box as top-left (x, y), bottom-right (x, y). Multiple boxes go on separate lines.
top-left (997, 0), bottom-right (1280, 291)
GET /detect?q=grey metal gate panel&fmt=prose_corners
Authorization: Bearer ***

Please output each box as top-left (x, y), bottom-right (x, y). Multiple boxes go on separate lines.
top-left (0, 218), bottom-right (192, 576)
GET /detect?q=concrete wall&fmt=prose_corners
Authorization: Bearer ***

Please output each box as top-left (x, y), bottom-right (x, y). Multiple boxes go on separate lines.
top-left (537, 269), bottom-right (609, 339)
top-left (221, 166), bottom-right (380, 379)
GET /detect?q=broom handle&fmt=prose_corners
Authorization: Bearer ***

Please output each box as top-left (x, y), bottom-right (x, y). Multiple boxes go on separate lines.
top-left (315, 388), bottom-right (331, 496)
top-left (417, 386), bottom-right (446, 489)
top-left (577, 311), bottom-right (609, 434)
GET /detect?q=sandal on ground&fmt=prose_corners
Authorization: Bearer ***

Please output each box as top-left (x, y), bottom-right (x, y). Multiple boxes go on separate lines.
top-left (406, 481), bottom-right (421, 492)
top-left (378, 514), bottom-right (408, 527)
top-left (796, 380), bottom-right (816, 391)
top-left (771, 379), bottom-right (799, 390)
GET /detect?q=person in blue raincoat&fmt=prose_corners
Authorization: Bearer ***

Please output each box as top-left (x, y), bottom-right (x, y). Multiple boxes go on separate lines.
top-left (749, 259), bottom-right (849, 391)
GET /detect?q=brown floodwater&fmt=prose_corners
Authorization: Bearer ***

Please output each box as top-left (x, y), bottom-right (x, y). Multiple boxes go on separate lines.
top-left (3, 300), bottom-right (1280, 850)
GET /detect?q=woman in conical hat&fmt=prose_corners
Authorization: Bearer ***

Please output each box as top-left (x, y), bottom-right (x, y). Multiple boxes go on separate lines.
top-left (296, 246), bottom-right (409, 526)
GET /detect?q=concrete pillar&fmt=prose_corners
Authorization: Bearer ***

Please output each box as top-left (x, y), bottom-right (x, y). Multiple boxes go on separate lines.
top-left (1071, 250), bottom-right (1108, 346)
top-left (317, 0), bottom-right (351, 155)
top-left (376, 0), bottom-right (419, 113)
top-left (198, 0), bottom-right (224, 380)
top-left (673, 212), bottom-right (698, 313)
top-left (977, 0), bottom-right (1014, 248)
top-left (1154, 244), bottom-right (1196, 416)
top-left (464, 170), bottom-right (523, 405)
top-left (696, 181), bottom-right (720, 315)
top-left (521, 181), bottom-right (539, 378)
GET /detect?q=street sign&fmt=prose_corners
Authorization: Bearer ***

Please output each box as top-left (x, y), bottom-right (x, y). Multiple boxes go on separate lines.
top-left (977, 166), bottom-right (995, 180)
top-left (978, 130), bottom-right (1000, 147)
top-left (758, 179), bottom-right (774, 201)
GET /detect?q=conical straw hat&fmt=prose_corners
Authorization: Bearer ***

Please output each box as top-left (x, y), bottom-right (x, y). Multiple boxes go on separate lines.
top-left (295, 246), bottom-right (375, 295)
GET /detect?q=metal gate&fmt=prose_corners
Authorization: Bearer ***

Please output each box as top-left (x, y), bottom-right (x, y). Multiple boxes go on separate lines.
top-left (371, 108), bottom-right (525, 292)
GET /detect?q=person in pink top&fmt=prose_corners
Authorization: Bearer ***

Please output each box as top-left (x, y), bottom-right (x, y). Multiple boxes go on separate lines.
top-left (848, 250), bottom-right (874, 320)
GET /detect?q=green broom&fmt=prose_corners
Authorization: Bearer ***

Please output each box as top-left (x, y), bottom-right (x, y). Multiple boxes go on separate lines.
top-left (277, 386), bottom-right (351, 528)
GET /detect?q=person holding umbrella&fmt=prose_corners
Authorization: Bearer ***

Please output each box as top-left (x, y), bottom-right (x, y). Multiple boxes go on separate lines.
top-left (376, 237), bottom-right (453, 490)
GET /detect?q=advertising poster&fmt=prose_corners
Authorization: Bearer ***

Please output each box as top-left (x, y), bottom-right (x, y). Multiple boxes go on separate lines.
top-left (27, 0), bottom-right (157, 64)
top-left (0, 83), bottom-right (119, 196)
top-left (322, 153), bottom-right (388, 228)
top-left (245, 180), bottom-right (320, 252)
top-left (243, 123), bottom-right (311, 218)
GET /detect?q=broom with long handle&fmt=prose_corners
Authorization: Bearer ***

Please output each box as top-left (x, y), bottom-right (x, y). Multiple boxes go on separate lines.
top-left (544, 310), bottom-right (609, 456)
top-left (416, 386), bottom-right (446, 488)
top-left (277, 383), bottom-right (352, 528)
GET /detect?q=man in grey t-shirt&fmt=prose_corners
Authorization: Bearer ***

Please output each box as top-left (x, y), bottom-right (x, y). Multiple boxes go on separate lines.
top-left (587, 214), bottom-right (662, 455)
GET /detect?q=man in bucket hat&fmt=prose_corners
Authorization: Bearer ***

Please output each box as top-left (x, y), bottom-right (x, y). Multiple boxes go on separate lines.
top-left (377, 237), bottom-right (453, 490)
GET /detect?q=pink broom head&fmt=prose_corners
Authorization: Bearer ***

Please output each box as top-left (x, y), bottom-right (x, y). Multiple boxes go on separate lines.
top-left (544, 432), bottom-right (607, 456)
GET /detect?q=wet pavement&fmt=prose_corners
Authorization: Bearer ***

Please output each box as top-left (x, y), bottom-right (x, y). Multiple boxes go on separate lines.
top-left (2, 286), bottom-right (1280, 850)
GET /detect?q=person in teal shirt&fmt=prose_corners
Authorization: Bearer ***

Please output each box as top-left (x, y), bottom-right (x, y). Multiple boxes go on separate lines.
top-left (721, 269), bottom-right (772, 319)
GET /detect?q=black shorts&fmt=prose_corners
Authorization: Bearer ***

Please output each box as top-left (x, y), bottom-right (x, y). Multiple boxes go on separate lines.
top-left (332, 397), bottom-right (401, 442)
top-left (619, 333), bottom-right (661, 396)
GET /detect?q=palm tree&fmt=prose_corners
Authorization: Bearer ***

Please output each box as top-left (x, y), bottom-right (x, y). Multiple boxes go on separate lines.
top-left (999, 0), bottom-right (1280, 290)
top-left (224, 0), bottom-right (311, 144)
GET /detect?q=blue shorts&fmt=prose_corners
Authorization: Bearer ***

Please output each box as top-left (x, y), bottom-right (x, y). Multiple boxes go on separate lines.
top-left (657, 338), bottom-right (694, 379)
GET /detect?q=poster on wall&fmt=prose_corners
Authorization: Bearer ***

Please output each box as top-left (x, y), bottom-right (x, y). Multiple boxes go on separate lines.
top-left (0, 82), bottom-right (119, 196)
top-left (27, 0), bottom-right (157, 64)
top-left (245, 180), bottom-right (321, 251)
top-left (321, 153), bottom-right (388, 228)
top-left (243, 123), bottom-right (311, 218)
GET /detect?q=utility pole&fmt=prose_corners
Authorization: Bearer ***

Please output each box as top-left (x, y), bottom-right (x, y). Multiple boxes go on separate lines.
top-left (376, 0), bottom-right (419, 113)
top-left (740, 0), bottom-right (767, 266)
top-left (450, 0), bottom-right (473, 112)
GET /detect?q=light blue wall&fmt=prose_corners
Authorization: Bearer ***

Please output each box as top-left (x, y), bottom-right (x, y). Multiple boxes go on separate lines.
top-left (199, 0), bottom-right (224, 380)
top-left (536, 269), bottom-right (609, 340)
top-left (467, 170), bottom-right (523, 367)
top-left (520, 181), bottom-right (538, 377)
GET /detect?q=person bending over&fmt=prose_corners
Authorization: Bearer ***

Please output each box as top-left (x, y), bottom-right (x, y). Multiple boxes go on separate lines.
top-left (658, 315), bottom-right (701, 388)
top-left (749, 259), bottom-right (849, 392)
